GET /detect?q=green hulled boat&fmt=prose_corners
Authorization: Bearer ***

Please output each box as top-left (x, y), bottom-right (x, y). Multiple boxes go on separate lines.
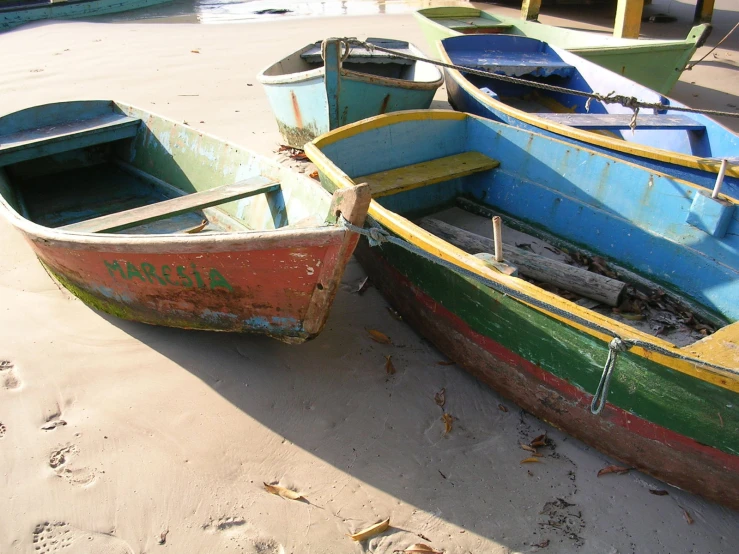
top-left (414, 7), bottom-right (711, 93)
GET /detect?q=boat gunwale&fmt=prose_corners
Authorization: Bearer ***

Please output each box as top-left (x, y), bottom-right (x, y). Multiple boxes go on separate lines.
top-left (257, 40), bottom-right (444, 90)
top-left (437, 39), bottom-right (739, 179)
top-left (305, 109), bottom-right (739, 389)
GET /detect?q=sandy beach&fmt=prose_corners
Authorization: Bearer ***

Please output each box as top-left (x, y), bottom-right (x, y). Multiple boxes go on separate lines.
top-left (1, 2), bottom-right (738, 553)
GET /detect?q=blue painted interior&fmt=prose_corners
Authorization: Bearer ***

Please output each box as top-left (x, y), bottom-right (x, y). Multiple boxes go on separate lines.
top-left (440, 34), bottom-right (739, 199)
top-left (315, 114), bottom-right (739, 322)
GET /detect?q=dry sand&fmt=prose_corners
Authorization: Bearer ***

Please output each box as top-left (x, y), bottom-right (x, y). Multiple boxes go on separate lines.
top-left (1, 2), bottom-right (738, 553)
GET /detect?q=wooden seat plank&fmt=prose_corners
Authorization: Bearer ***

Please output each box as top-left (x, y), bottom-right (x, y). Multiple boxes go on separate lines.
top-left (0, 114), bottom-right (140, 166)
top-left (357, 152), bottom-right (499, 198)
top-left (537, 113), bottom-right (706, 131)
top-left (452, 52), bottom-right (575, 78)
top-left (61, 176), bottom-right (280, 234)
top-left (301, 39), bottom-right (414, 65)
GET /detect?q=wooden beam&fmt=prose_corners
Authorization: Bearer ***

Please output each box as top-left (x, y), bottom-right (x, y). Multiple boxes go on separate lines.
top-left (614, 0), bottom-right (644, 39)
top-left (694, 0), bottom-right (715, 23)
top-left (356, 152), bottom-right (499, 198)
top-left (61, 176), bottom-right (279, 234)
top-left (520, 0), bottom-right (541, 21)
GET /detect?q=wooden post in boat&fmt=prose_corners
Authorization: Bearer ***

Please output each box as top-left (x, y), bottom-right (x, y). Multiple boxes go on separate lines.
top-left (614, 0), bottom-right (643, 39)
top-left (419, 218), bottom-right (627, 307)
top-left (327, 183), bottom-right (372, 227)
top-left (694, 0), bottom-right (715, 23)
top-left (520, 0), bottom-right (541, 21)
top-left (492, 216), bottom-right (503, 263)
top-left (323, 38), bottom-right (344, 131)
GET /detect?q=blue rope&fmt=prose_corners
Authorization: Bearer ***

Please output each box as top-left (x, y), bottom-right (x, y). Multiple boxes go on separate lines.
top-left (340, 217), bottom-right (738, 414)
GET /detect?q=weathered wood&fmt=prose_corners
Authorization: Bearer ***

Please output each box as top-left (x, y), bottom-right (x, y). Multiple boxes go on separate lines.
top-left (694, 0), bottom-right (715, 23)
top-left (0, 114), bottom-right (140, 166)
top-left (520, 0), bottom-right (541, 21)
top-left (356, 152), bottom-right (499, 198)
top-left (301, 39), bottom-right (414, 65)
top-left (614, 0), bottom-right (644, 39)
top-left (61, 176), bottom-right (280, 233)
top-left (419, 217), bottom-right (627, 306)
top-left (537, 113), bottom-right (706, 131)
top-left (328, 182), bottom-right (371, 227)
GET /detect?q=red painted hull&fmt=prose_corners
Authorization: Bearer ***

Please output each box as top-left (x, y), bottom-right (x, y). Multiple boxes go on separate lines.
top-left (26, 228), bottom-right (357, 342)
top-left (357, 241), bottom-right (739, 509)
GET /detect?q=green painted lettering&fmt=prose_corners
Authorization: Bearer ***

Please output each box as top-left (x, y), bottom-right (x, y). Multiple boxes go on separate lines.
top-left (126, 262), bottom-right (144, 281)
top-left (140, 263), bottom-right (166, 285)
top-left (177, 266), bottom-right (193, 287)
top-left (161, 264), bottom-right (178, 286)
top-left (209, 269), bottom-right (232, 291)
top-left (191, 263), bottom-right (205, 289)
top-left (104, 260), bottom-right (125, 279)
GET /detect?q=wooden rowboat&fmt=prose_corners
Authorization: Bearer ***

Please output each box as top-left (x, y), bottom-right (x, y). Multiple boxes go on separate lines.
top-left (414, 7), bottom-right (711, 94)
top-left (257, 37), bottom-right (443, 148)
top-left (0, 100), bottom-right (370, 342)
top-left (0, 0), bottom-right (173, 31)
top-left (306, 110), bottom-right (739, 508)
top-left (439, 34), bottom-right (739, 199)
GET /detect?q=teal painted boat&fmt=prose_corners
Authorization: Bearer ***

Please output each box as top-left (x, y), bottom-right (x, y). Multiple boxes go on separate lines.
top-left (257, 38), bottom-right (443, 148)
top-left (306, 110), bottom-right (739, 509)
top-left (0, 0), bottom-right (174, 31)
top-left (414, 7), bottom-right (711, 93)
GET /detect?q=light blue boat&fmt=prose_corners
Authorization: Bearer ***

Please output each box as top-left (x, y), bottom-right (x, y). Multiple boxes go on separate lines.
top-left (258, 38), bottom-right (444, 148)
top-left (438, 34), bottom-right (739, 199)
top-left (0, 0), bottom-right (174, 31)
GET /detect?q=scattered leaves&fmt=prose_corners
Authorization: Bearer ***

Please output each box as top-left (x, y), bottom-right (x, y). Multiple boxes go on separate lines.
top-left (533, 539), bottom-right (550, 549)
top-left (349, 518), bottom-right (390, 541)
top-left (520, 457), bottom-right (541, 464)
top-left (309, 170), bottom-right (319, 180)
top-left (434, 388), bottom-right (446, 408)
top-left (498, 404), bottom-right (508, 412)
top-left (394, 544), bottom-right (444, 553)
top-left (682, 507), bottom-right (694, 525)
top-left (520, 443), bottom-right (536, 453)
top-left (368, 329), bottom-right (392, 344)
top-left (263, 482), bottom-right (303, 501)
top-left (442, 413), bottom-right (453, 435)
top-left (355, 277), bottom-right (371, 294)
top-left (290, 151), bottom-right (309, 161)
top-left (597, 465), bottom-right (632, 477)
top-left (385, 355), bottom-right (396, 375)
top-left (649, 489), bottom-right (669, 496)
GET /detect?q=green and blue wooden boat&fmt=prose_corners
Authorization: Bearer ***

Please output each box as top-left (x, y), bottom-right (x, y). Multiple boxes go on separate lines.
top-left (438, 34), bottom-right (739, 199)
top-left (0, 100), bottom-right (370, 341)
top-left (414, 7), bottom-right (711, 94)
top-left (0, 0), bottom-right (174, 31)
top-left (257, 38), bottom-right (443, 148)
top-left (306, 110), bottom-right (739, 508)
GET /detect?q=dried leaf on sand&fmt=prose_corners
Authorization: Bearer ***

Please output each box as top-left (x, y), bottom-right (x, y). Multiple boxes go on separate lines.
top-left (649, 489), bottom-right (669, 496)
top-left (368, 329), bottom-right (391, 344)
top-left (263, 482), bottom-right (303, 501)
top-left (442, 413), bottom-right (453, 434)
top-left (309, 170), bottom-right (319, 180)
top-left (597, 465), bottom-right (632, 477)
top-left (520, 457), bottom-right (541, 464)
top-left (498, 404), bottom-right (508, 412)
top-left (682, 508), bottom-right (694, 524)
top-left (349, 518), bottom-right (390, 541)
top-left (385, 355), bottom-right (396, 375)
top-left (434, 388), bottom-right (446, 408)
top-left (520, 443), bottom-right (536, 453)
top-left (394, 544), bottom-right (444, 553)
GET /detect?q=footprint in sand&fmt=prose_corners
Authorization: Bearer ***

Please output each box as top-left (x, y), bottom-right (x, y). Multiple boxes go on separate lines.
top-left (0, 421), bottom-right (6, 438)
top-left (203, 517), bottom-right (285, 554)
top-left (32, 522), bottom-right (133, 554)
top-left (41, 404), bottom-right (68, 432)
top-left (49, 444), bottom-right (96, 487)
top-left (0, 359), bottom-right (21, 390)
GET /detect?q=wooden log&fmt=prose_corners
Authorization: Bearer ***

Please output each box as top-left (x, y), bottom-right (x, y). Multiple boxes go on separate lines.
top-left (614, 0), bottom-right (643, 39)
top-left (520, 0), bottom-right (541, 21)
top-left (418, 217), bottom-right (626, 307)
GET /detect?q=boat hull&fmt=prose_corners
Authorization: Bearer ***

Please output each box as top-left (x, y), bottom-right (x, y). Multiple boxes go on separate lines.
top-left (440, 39), bottom-right (739, 198)
top-left (355, 237), bottom-right (739, 509)
top-left (258, 39), bottom-right (443, 148)
top-left (0, 0), bottom-right (174, 30)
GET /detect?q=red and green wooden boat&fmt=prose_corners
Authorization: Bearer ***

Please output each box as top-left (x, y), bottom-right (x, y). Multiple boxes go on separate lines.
top-left (306, 110), bottom-right (739, 508)
top-left (0, 100), bottom-right (370, 342)
top-left (414, 7), bottom-right (711, 94)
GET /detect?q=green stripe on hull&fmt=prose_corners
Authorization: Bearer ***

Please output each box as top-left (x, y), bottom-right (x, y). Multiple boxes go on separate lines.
top-left (373, 231), bottom-right (738, 457)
